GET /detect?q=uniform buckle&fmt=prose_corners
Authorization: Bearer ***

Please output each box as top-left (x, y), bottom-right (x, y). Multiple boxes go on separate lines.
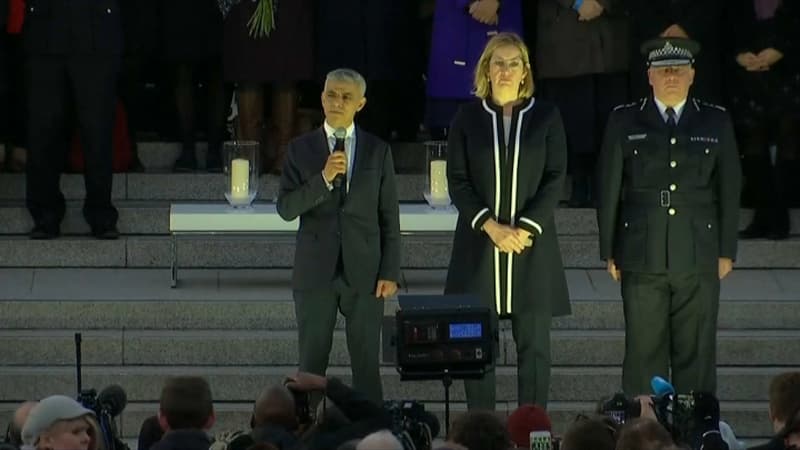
top-left (660, 190), bottom-right (671, 207)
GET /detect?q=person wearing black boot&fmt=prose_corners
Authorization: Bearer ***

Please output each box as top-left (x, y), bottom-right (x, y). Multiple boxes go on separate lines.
top-left (729, 0), bottom-right (800, 241)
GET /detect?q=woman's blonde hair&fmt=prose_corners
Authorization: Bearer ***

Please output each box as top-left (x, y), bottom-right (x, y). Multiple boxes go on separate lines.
top-left (473, 32), bottom-right (534, 100)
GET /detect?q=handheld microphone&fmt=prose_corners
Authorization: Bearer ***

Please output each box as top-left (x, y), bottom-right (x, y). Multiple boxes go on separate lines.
top-left (651, 376), bottom-right (675, 398)
top-left (332, 128), bottom-right (347, 190)
top-left (97, 384), bottom-right (127, 417)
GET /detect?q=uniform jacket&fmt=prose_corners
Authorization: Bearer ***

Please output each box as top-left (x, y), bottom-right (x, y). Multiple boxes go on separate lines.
top-left (596, 97), bottom-right (742, 273)
top-left (445, 98), bottom-right (571, 317)
top-left (427, 0), bottom-right (523, 100)
top-left (22, 0), bottom-right (123, 55)
top-left (535, 0), bottom-right (629, 79)
top-left (277, 127), bottom-right (401, 294)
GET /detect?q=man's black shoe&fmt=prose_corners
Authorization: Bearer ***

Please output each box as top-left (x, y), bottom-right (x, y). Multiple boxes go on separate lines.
top-left (92, 225), bottom-right (120, 240)
top-left (30, 225), bottom-right (59, 240)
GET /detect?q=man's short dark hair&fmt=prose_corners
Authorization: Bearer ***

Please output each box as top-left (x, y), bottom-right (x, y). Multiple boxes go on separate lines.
top-left (449, 411), bottom-right (511, 450)
top-left (561, 415), bottom-right (618, 450)
top-left (159, 376), bottom-right (213, 430)
top-left (769, 372), bottom-right (800, 423)
top-left (615, 418), bottom-right (673, 450)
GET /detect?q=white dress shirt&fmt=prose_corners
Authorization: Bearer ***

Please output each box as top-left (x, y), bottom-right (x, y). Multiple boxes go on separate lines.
top-left (654, 97), bottom-right (687, 124)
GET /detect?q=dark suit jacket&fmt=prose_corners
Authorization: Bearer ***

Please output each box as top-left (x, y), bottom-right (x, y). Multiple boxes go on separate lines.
top-left (277, 127), bottom-right (401, 294)
top-left (150, 429), bottom-right (211, 450)
top-left (596, 97), bottom-right (741, 273)
top-left (22, 0), bottom-right (123, 56)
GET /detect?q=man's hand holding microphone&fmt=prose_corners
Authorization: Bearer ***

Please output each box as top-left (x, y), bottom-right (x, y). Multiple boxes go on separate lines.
top-left (323, 129), bottom-right (348, 187)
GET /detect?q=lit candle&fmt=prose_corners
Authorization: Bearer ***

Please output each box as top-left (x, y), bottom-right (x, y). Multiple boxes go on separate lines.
top-left (230, 158), bottom-right (250, 199)
top-left (430, 160), bottom-right (448, 201)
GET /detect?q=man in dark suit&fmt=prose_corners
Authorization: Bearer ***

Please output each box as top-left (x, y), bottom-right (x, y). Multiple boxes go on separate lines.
top-left (23, 0), bottom-right (122, 239)
top-left (277, 68), bottom-right (401, 404)
top-left (596, 38), bottom-right (741, 395)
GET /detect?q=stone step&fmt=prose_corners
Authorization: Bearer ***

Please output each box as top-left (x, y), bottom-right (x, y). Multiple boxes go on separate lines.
top-left (1, 269), bottom-right (798, 331)
top-left (135, 141), bottom-right (427, 174)
top-left (2, 235), bottom-right (799, 268)
top-left (0, 366), bottom-right (790, 404)
top-left (2, 201), bottom-right (798, 236)
top-left (0, 399), bottom-right (775, 440)
top-left (1, 329), bottom-right (797, 367)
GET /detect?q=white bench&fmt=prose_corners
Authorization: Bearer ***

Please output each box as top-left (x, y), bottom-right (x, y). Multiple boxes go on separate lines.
top-left (168, 203), bottom-right (458, 287)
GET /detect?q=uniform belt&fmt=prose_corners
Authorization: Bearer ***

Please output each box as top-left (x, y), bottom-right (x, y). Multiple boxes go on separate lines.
top-left (623, 189), bottom-right (715, 207)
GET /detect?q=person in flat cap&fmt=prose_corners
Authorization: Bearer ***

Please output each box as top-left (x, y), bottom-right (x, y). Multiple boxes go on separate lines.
top-left (20, 395), bottom-right (98, 450)
top-left (595, 36), bottom-right (741, 396)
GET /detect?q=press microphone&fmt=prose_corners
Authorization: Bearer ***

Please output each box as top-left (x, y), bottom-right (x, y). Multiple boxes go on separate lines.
top-left (97, 384), bottom-right (127, 417)
top-left (650, 376), bottom-right (675, 398)
top-left (333, 128), bottom-right (347, 190)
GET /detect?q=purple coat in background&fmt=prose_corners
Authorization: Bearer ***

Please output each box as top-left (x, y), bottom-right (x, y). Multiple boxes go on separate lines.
top-left (427, 0), bottom-right (523, 100)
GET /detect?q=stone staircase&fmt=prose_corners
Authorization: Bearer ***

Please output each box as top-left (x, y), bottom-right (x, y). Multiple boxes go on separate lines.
top-left (1, 142), bottom-right (799, 443)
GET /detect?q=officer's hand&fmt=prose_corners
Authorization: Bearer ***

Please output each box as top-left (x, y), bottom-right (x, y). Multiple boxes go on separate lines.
top-left (484, 219), bottom-right (526, 254)
top-left (578, 0), bottom-right (604, 21)
top-left (375, 280), bottom-right (398, 299)
top-left (757, 47), bottom-right (784, 67)
top-left (718, 257), bottom-right (733, 280)
top-left (607, 259), bottom-right (621, 282)
top-left (322, 151), bottom-right (347, 184)
top-left (736, 52), bottom-right (766, 71)
top-left (661, 24), bottom-right (689, 38)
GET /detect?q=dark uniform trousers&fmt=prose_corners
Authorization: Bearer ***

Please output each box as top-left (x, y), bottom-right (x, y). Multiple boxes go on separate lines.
top-left (621, 271), bottom-right (720, 395)
top-left (26, 55), bottom-right (119, 229)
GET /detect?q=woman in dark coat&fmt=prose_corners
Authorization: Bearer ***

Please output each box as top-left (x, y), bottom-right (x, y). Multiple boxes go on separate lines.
top-left (160, 0), bottom-right (225, 172)
top-left (728, 0), bottom-right (800, 240)
top-left (445, 32), bottom-right (571, 411)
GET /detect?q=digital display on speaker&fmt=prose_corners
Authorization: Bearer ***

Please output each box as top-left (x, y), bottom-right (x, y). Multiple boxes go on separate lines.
top-left (449, 323), bottom-right (482, 339)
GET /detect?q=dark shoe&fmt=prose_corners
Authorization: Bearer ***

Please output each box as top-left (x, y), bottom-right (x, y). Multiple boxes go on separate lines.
top-left (739, 221), bottom-right (768, 239)
top-left (92, 225), bottom-right (120, 240)
top-left (30, 225), bottom-right (60, 240)
top-left (173, 149), bottom-right (197, 172)
top-left (206, 149), bottom-right (223, 173)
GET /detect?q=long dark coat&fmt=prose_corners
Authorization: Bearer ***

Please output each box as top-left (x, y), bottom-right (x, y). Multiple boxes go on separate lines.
top-left (445, 98), bottom-right (571, 317)
top-left (426, 0), bottom-right (523, 100)
top-left (315, 0), bottom-right (418, 81)
top-left (535, 0), bottom-right (629, 79)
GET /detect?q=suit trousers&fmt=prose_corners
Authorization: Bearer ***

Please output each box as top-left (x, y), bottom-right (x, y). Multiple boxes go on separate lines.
top-left (464, 307), bottom-right (552, 410)
top-left (621, 271), bottom-right (720, 396)
top-left (26, 55), bottom-right (120, 230)
top-left (294, 276), bottom-right (384, 404)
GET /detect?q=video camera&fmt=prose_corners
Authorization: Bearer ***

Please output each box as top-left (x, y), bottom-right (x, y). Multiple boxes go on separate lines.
top-left (74, 333), bottom-right (129, 450)
top-left (384, 400), bottom-right (439, 450)
top-left (599, 377), bottom-right (719, 450)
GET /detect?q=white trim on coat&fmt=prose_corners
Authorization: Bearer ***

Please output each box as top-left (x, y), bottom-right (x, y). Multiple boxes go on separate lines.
top-left (482, 100), bottom-right (502, 314)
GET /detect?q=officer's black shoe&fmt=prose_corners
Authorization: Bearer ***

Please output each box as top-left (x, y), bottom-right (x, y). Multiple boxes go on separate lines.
top-left (30, 225), bottom-right (60, 240)
top-left (173, 150), bottom-right (197, 172)
top-left (92, 225), bottom-right (120, 240)
top-left (739, 221), bottom-right (768, 239)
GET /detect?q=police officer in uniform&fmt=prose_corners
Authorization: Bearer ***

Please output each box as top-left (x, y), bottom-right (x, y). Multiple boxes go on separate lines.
top-left (596, 38), bottom-right (741, 395)
top-left (23, 0), bottom-right (122, 239)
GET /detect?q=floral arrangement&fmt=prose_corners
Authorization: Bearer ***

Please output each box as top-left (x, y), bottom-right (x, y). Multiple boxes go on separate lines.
top-left (218, 0), bottom-right (277, 38)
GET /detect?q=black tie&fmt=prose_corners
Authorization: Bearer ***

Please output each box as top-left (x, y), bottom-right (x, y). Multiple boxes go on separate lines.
top-left (666, 107), bottom-right (677, 129)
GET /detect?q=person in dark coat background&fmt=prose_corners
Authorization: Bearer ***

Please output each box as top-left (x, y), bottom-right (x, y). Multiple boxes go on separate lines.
top-left (426, 0), bottom-right (523, 139)
top-left (727, 0), bottom-right (800, 240)
top-left (161, 0), bottom-right (225, 172)
top-left (535, 0), bottom-right (629, 207)
top-left (627, 0), bottom-right (723, 103)
top-left (315, 0), bottom-right (422, 142)
top-left (596, 38), bottom-right (741, 396)
top-left (445, 32), bottom-right (571, 411)
top-left (23, 0), bottom-right (123, 239)
top-left (152, 376), bottom-right (215, 450)
top-left (224, 0), bottom-right (314, 173)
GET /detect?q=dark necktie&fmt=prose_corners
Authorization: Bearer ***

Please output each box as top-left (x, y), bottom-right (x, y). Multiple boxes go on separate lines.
top-left (666, 107), bottom-right (677, 129)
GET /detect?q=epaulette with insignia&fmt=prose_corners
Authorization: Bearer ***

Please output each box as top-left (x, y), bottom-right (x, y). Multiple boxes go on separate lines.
top-left (700, 100), bottom-right (726, 112)
top-left (613, 100), bottom-right (640, 111)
